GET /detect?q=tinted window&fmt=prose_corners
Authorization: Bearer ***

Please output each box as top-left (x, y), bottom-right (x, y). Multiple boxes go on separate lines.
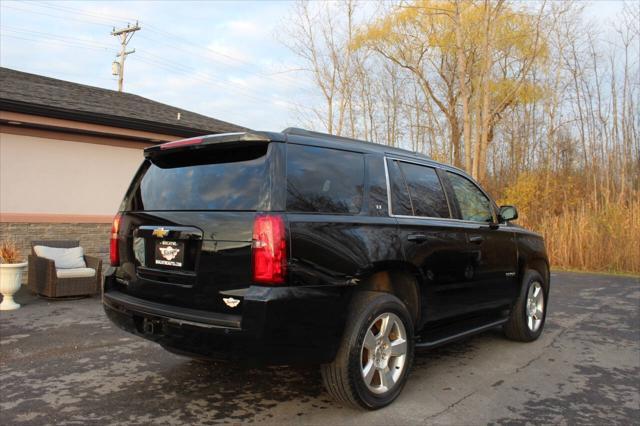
top-left (131, 146), bottom-right (268, 211)
top-left (447, 172), bottom-right (493, 222)
top-left (286, 144), bottom-right (364, 214)
top-left (387, 159), bottom-right (412, 216)
top-left (399, 162), bottom-right (450, 218)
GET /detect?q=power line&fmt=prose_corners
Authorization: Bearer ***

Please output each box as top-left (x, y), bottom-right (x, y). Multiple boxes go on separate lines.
top-left (133, 52), bottom-right (309, 112)
top-left (34, 1), bottom-right (303, 85)
top-left (0, 31), bottom-right (116, 53)
top-left (0, 25), bottom-right (316, 110)
top-left (0, 3), bottom-right (114, 28)
top-left (3, 1), bottom-right (313, 94)
top-left (1, 27), bottom-right (312, 113)
top-left (1, 3), bottom-right (322, 113)
top-left (0, 62), bottom-right (116, 83)
top-left (0, 32), bottom-right (241, 118)
top-left (31, 0), bottom-right (308, 88)
top-left (1, 25), bottom-right (114, 49)
top-left (143, 25), bottom-right (305, 86)
top-left (125, 54), bottom-right (292, 118)
top-left (1, 24), bottom-right (320, 112)
top-left (36, 0), bottom-right (137, 26)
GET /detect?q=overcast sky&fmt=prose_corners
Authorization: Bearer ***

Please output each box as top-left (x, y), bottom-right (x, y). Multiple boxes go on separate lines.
top-left (0, 1), bottom-right (627, 132)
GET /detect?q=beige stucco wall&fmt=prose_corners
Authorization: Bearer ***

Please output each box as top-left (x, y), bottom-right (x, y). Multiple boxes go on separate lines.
top-left (0, 132), bottom-right (144, 215)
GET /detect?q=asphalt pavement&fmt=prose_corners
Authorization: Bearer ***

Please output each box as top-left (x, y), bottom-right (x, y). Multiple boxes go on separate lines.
top-left (1, 271), bottom-right (638, 425)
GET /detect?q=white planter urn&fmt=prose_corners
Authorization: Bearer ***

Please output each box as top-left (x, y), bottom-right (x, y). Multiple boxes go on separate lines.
top-left (0, 262), bottom-right (27, 311)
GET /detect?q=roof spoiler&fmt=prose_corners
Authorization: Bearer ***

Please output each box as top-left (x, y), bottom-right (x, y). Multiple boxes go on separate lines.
top-left (144, 132), bottom-right (271, 157)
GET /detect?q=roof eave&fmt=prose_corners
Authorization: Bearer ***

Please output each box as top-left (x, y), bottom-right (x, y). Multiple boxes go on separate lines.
top-left (0, 98), bottom-right (246, 138)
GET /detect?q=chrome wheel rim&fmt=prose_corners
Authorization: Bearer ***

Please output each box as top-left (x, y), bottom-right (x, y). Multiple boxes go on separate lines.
top-left (526, 281), bottom-right (545, 332)
top-left (360, 312), bottom-right (407, 394)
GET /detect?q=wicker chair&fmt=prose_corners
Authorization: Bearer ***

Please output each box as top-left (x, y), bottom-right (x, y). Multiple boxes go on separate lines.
top-left (28, 240), bottom-right (102, 298)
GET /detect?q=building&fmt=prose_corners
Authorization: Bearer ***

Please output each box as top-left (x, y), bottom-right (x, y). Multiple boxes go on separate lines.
top-left (0, 67), bottom-right (244, 265)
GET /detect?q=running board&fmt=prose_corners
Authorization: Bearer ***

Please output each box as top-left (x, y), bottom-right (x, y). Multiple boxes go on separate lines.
top-left (415, 318), bottom-right (508, 349)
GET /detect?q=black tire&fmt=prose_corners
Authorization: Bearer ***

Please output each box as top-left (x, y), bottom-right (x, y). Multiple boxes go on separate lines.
top-left (504, 269), bottom-right (548, 342)
top-left (321, 291), bottom-right (415, 410)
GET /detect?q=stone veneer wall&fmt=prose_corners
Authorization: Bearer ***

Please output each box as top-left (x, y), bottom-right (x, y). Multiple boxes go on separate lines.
top-left (0, 222), bottom-right (111, 283)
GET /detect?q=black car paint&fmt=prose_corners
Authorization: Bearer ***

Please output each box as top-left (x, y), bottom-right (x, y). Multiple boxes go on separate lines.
top-left (103, 129), bottom-right (549, 365)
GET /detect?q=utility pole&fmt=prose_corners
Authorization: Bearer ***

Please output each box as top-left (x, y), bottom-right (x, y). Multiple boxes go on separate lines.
top-left (111, 21), bottom-right (141, 92)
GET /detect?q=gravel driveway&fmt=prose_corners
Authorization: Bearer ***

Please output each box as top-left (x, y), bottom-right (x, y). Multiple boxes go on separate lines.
top-left (1, 271), bottom-right (638, 425)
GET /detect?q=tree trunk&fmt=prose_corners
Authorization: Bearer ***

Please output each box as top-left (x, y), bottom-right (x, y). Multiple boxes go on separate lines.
top-left (454, 1), bottom-right (473, 173)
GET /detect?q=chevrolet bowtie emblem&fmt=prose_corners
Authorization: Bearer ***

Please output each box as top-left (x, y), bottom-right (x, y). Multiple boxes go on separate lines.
top-left (223, 297), bottom-right (240, 308)
top-left (152, 227), bottom-right (169, 238)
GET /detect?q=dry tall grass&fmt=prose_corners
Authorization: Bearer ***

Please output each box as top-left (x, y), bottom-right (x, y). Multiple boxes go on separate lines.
top-left (520, 198), bottom-right (640, 275)
top-left (0, 239), bottom-right (23, 264)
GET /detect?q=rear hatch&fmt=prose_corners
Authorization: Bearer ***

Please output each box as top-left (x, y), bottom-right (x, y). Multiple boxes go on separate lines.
top-left (112, 134), bottom-right (284, 314)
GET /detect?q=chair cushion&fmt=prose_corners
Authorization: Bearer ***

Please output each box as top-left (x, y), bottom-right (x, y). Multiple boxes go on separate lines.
top-left (34, 246), bottom-right (86, 269)
top-left (56, 268), bottom-right (96, 279)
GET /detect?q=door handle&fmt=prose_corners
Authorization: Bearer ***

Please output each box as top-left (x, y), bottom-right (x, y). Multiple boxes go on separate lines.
top-left (407, 233), bottom-right (428, 243)
top-left (469, 235), bottom-right (484, 244)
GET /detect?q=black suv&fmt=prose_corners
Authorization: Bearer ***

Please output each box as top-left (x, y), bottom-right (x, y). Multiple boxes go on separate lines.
top-left (103, 128), bottom-right (549, 409)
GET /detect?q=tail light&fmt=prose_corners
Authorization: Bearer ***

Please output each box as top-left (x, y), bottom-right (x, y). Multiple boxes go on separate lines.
top-left (160, 136), bottom-right (203, 150)
top-left (110, 213), bottom-right (122, 266)
top-left (252, 214), bottom-right (287, 285)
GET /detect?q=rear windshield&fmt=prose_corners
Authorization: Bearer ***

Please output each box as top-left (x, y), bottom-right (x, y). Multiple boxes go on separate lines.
top-left (127, 145), bottom-right (269, 211)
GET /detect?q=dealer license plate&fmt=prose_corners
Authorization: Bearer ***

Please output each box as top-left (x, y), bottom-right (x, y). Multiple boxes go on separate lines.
top-left (155, 240), bottom-right (185, 267)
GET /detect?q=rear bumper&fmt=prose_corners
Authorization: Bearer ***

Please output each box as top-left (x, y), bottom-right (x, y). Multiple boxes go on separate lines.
top-left (104, 291), bottom-right (241, 328)
top-left (103, 274), bottom-right (350, 365)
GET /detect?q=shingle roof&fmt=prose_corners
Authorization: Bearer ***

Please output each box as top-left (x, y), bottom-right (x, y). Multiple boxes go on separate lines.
top-left (0, 67), bottom-right (246, 137)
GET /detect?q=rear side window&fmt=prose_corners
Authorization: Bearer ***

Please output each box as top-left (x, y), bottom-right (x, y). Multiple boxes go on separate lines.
top-left (387, 160), bottom-right (413, 216)
top-left (446, 172), bottom-right (493, 222)
top-left (387, 159), bottom-right (450, 218)
top-left (398, 162), bottom-right (450, 218)
top-left (286, 144), bottom-right (364, 214)
top-left (129, 145), bottom-right (269, 211)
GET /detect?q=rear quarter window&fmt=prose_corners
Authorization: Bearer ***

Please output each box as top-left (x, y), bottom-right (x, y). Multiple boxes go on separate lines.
top-left (387, 159), bottom-right (413, 216)
top-left (286, 144), bottom-right (364, 214)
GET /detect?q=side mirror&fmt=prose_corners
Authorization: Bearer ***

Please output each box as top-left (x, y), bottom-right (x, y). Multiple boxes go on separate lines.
top-left (499, 205), bottom-right (518, 222)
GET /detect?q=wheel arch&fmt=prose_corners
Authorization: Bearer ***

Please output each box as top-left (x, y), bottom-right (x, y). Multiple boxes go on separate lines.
top-left (355, 261), bottom-right (423, 326)
top-left (518, 256), bottom-right (550, 296)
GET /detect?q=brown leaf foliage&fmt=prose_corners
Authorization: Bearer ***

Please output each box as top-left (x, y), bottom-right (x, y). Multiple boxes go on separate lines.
top-left (0, 240), bottom-right (23, 264)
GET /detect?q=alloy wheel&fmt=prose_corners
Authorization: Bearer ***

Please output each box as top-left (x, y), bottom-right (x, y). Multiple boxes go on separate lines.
top-left (360, 312), bottom-right (408, 394)
top-left (526, 281), bottom-right (545, 332)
